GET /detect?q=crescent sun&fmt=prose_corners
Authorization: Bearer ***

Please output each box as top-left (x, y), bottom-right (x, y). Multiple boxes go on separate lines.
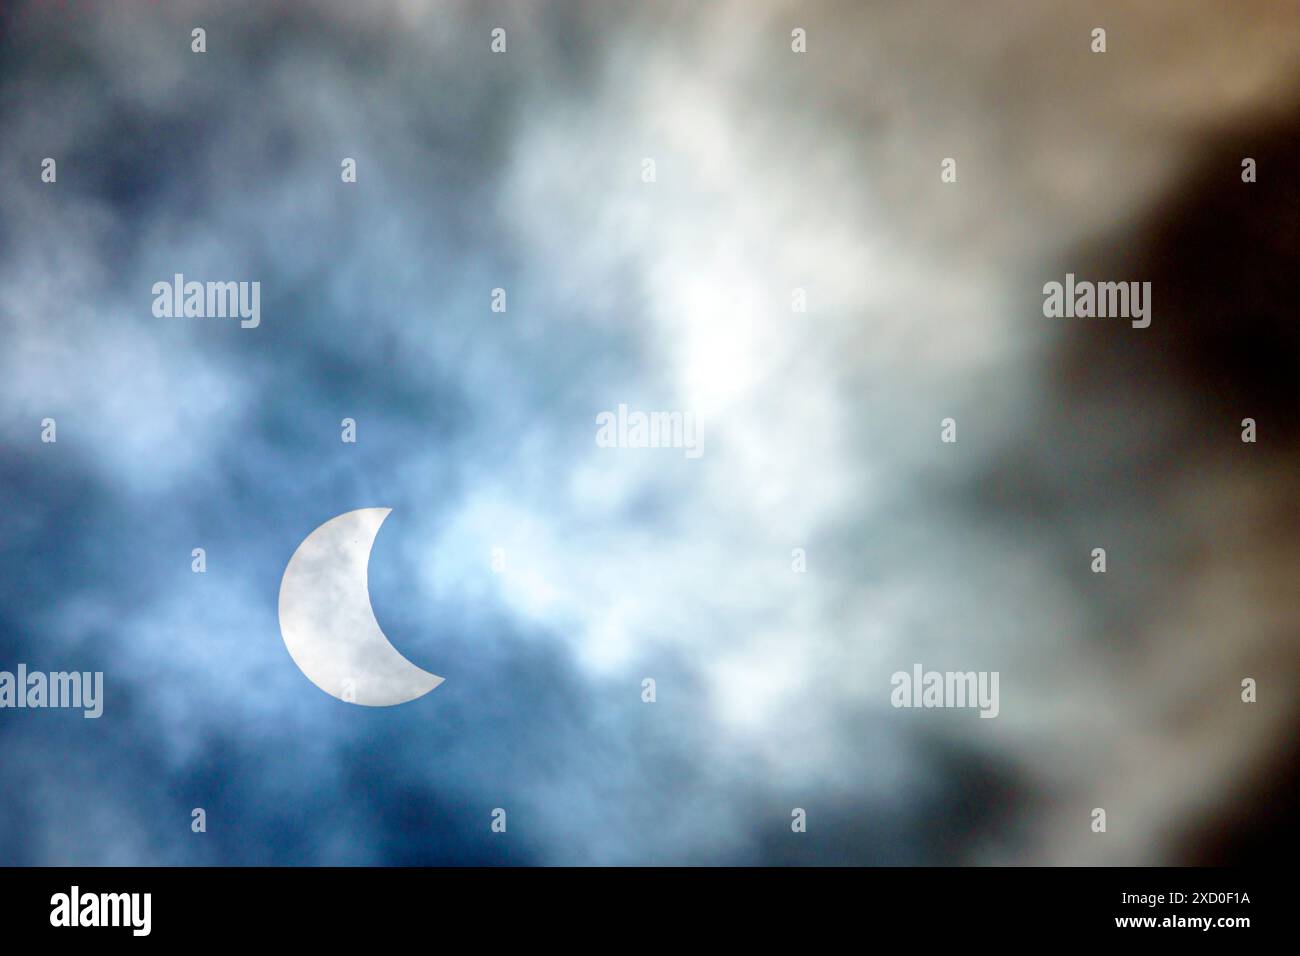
top-left (278, 507), bottom-right (443, 706)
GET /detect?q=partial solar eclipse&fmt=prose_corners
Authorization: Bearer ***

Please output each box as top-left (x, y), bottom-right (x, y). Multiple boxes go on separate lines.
top-left (278, 508), bottom-right (442, 706)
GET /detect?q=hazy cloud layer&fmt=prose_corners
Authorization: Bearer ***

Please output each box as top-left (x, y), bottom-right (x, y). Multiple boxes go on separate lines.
top-left (2, 0), bottom-right (1298, 865)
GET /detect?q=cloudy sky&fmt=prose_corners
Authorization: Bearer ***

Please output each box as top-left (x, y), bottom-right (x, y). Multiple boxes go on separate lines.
top-left (1, 0), bottom-right (1298, 865)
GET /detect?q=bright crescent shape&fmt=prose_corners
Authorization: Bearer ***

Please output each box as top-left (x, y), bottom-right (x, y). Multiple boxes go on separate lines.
top-left (278, 507), bottom-right (443, 706)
